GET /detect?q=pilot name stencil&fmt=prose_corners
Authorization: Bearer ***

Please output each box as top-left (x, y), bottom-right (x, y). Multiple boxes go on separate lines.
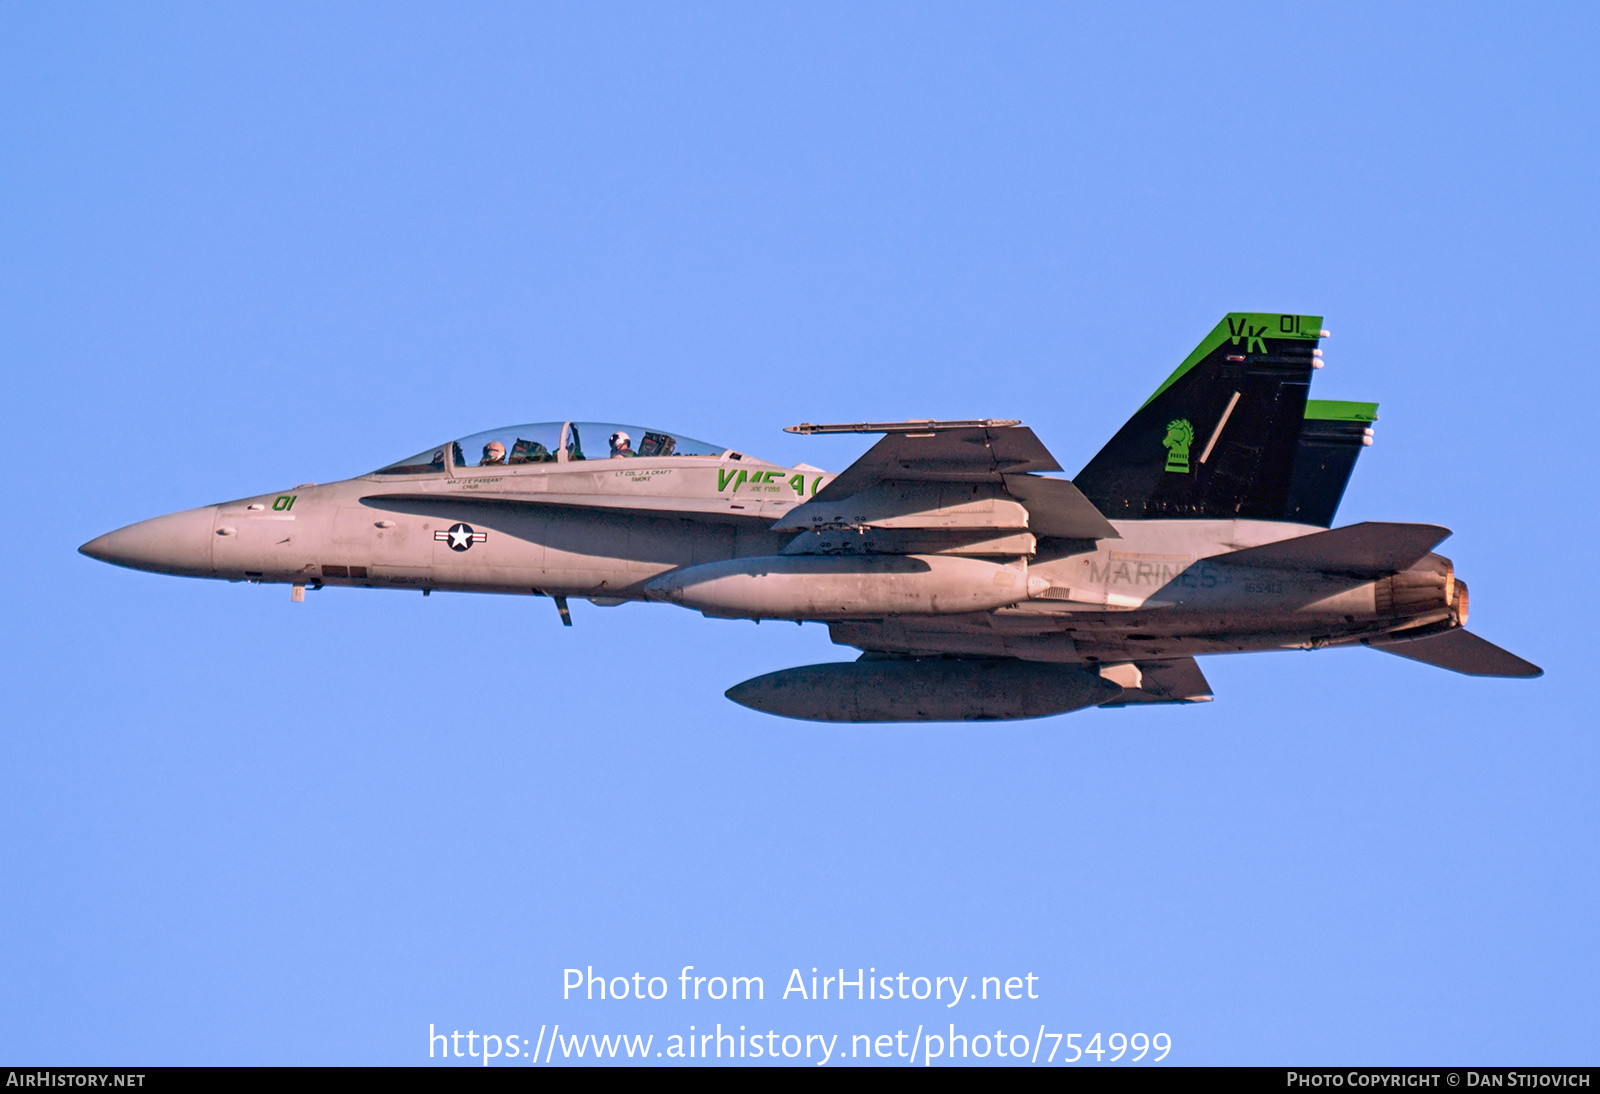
top-left (615, 467), bottom-right (675, 484)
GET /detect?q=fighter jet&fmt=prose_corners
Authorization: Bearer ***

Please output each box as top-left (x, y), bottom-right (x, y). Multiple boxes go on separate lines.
top-left (80, 312), bottom-right (1540, 721)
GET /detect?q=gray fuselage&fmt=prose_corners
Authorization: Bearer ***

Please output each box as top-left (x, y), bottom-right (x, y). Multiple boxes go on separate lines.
top-left (81, 448), bottom-right (1459, 667)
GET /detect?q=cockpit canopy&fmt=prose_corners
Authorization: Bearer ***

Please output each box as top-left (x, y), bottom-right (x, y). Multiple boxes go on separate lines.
top-left (374, 421), bottom-right (728, 475)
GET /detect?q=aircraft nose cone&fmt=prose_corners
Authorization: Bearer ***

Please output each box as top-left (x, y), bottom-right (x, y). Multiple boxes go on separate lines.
top-left (80, 505), bottom-right (218, 576)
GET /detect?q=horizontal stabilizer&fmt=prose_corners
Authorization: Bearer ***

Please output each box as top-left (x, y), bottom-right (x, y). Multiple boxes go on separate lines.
top-left (1209, 522), bottom-right (1450, 577)
top-left (1366, 628), bottom-right (1542, 678)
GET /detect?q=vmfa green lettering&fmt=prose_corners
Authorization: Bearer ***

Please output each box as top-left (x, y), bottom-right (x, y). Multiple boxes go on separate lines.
top-left (717, 468), bottom-right (824, 495)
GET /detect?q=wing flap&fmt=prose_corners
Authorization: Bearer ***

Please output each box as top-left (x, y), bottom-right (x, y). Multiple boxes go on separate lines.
top-left (1001, 474), bottom-right (1120, 540)
top-left (1208, 521), bottom-right (1451, 577)
top-left (1366, 628), bottom-right (1542, 677)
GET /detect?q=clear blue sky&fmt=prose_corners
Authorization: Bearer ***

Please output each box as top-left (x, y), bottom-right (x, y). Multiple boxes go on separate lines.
top-left (2, 1), bottom-right (1596, 1066)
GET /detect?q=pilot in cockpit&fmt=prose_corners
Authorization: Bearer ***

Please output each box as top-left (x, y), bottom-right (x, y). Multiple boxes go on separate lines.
top-left (480, 441), bottom-right (507, 466)
top-left (608, 431), bottom-right (636, 458)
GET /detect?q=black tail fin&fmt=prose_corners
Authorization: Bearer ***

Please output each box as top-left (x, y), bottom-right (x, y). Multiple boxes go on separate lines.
top-left (1283, 400), bottom-right (1377, 527)
top-left (1074, 313), bottom-right (1323, 520)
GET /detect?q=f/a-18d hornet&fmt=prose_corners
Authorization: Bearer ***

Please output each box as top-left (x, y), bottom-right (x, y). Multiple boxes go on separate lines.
top-left (82, 312), bottom-right (1540, 721)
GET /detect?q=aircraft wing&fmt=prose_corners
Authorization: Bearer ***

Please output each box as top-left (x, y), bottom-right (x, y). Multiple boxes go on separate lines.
top-left (810, 425), bottom-right (1061, 499)
top-left (778, 422), bottom-right (1119, 541)
top-left (1365, 628), bottom-right (1543, 677)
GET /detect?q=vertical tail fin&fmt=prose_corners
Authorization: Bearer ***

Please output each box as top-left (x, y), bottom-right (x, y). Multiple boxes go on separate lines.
top-left (1074, 313), bottom-right (1323, 520)
top-left (1283, 400), bottom-right (1378, 527)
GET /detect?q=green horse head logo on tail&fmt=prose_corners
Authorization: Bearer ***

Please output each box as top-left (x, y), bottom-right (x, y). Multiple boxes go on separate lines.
top-left (1163, 419), bottom-right (1194, 473)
